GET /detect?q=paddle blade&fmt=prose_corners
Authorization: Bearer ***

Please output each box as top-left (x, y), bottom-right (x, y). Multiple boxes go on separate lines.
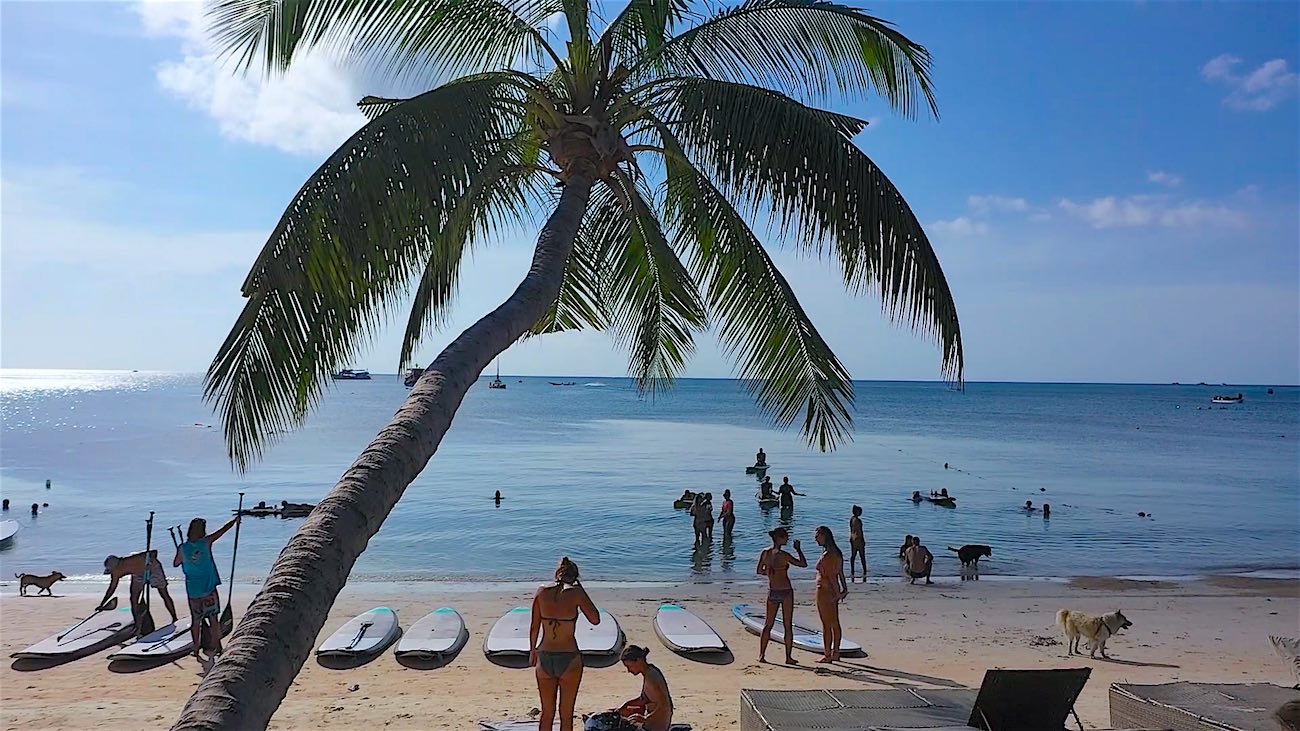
top-left (220, 604), bottom-right (233, 625)
top-left (99, 597), bottom-right (119, 611)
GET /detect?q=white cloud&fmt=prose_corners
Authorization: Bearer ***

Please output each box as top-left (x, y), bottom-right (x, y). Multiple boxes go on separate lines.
top-left (1057, 195), bottom-right (1249, 229)
top-left (929, 217), bottom-right (988, 237)
top-left (134, 0), bottom-right (367, 155)
top-left (967, 194), bottom-right (1028, 213)
top-left (1146, 170), bottom-right (1182, 187)
top-left (1200, 54), bottom-right (1299, 111)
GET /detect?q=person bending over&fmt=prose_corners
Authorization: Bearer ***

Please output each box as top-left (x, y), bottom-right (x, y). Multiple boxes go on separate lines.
top-left (100, 550), bottom-right (179, 628)
top-left (617, 644), bottom-right (673, 731)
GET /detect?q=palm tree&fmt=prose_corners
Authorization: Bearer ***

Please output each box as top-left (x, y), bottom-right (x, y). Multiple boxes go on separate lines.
top-left (178, 0), bottom-right (963, 727)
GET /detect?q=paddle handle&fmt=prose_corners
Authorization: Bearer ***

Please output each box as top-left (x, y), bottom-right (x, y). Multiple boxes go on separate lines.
top-left (225, 493), bottom-right (244, 614)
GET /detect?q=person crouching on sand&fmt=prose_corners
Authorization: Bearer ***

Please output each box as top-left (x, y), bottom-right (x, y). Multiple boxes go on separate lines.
top-left (530, 557), bottom-right (599, 731)
top-left (905, 535), bottom-right (934, 585)
top-left (814, 526), bottom-right (849, 662)
top-left (756, 526), bottom-right (807, 664)
top-left (616, 644), bottom-right (674, 731)
top-left (175, 515), bottom-right (238, 659)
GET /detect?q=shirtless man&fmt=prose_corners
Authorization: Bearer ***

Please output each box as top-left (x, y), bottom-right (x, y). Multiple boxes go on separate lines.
top-left (757, 527), bottom-right (808, 664)
top-left (617, 644), bottom-right (673, 731)
top-left (848, 506), bottom-right (867, 581)
top-left (99, 550), bottom-right (179, 625)
top-left (904, 536), bottom-right (933, 585)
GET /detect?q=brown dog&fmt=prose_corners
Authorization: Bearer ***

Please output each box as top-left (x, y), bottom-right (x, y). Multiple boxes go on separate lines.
top-left (16, 571), bottom-right (66, 596)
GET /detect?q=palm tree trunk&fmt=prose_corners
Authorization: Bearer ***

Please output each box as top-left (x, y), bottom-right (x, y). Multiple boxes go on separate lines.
top-left (172, 174), bottom-right (595, 730)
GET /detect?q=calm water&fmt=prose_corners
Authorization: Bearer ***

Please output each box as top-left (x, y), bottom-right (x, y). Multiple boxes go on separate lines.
top-left (1, 370), bottom-right (1296, 585)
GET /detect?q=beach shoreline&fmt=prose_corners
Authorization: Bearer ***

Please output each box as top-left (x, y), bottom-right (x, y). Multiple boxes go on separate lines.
top-left (1, 576), bottom-right (1295, 729)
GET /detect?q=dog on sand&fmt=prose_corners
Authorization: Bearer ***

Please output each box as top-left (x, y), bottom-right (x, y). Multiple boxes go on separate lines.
top-left (1056, 608), bottom-right (1132, 658)
top-left (947, 544), bottom-right (992, 567)
top-left (16, 571), bottom-right (66, 596)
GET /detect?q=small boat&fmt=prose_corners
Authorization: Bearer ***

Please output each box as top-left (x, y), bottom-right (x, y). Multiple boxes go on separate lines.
top-left (924, 494), bottom-right (957, 507)
top-left (0, 520), bottom-right (18, 548)
top-left (332, 369), bottom-right (371, 380)
top-left (404, 365), bottom-right (424, 387)
top-left (279, 501), bottom-right (315, 518)
top-left (548, 381), bottom-right (577, 386)
top-left (1211, 393), bottom-right (1244, 404)
top-left (488, 361), bottom-right (506, 389)
top-left (673, 491), bottom-right (697, 509)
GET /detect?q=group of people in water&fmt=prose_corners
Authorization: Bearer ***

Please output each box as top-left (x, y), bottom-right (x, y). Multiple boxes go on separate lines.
top-left (530, 558), bottom-right (674, 731)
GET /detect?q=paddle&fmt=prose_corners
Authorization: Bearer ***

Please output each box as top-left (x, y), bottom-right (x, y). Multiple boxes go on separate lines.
top-left (167, 525), bottom-right (180, 550)
top-left (57, 597), bottom-right (118, 641)
top-left (347, 621), bottom-right (374, 650)
top-left (221, 492), bottom-right (244, 626)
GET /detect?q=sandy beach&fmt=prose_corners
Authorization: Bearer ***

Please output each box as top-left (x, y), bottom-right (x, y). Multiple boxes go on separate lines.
top-left (0, 575), bottom-right (1295, 730)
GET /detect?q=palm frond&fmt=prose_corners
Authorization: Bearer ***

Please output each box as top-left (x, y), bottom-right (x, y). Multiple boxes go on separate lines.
top-left (208, 0), bottom-right (564, 84)
top-left (398, 140), bottom-right (551, 371)
top-left (204, 76), bottom-right (526, 470)
top-left (645, 76), bottom-right (963, 384)
top-left (599, 0), bottom-right (691, 69)
top-left (582, 178), bottom-right (706, 391)
top-left (631, 0), bottom-right (936, 116)
top-left (654, 124), bottom-right (853, 449)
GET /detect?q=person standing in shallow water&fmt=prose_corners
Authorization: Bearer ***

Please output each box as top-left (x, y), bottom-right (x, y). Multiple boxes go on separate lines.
top-left (848, 506), bottom-right (867, 581)
top-left (778, 476), bottom-right (804, 510)
top-left (719, 489), bottom-right (736, 537)
top-left (531, 557), bottom-right (599, 731)
top-left (756, 526), bottom-right (807, 664)
top-left (814, 526), bottom-right (849, 662)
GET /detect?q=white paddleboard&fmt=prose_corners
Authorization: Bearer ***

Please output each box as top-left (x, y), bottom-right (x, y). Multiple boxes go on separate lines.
top-left (732, 603), bottom-right (864, 656)
top-left (654, 604), bottom-right (727, 654)
top-left (13, 607), bottom-right (136, 659)
top-left (484, 607), bottom-right (532, 657)
top-left (108, 617), bottom-right (198, 661)
top-left (317, 607), bottom-right (399, 656)
top-left (395, 607), bottom-right (467, 659)
top-left (0, 520), bottom-right (18, 546)
top-left (577, 608), bottom-right (621, 656)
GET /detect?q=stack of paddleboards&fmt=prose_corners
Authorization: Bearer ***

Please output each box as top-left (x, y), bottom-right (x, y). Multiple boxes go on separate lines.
top-left (732, 603), bottom-right (865, 657)
top-left (484, 607), bottom-right (624, 657)
top-left (317, 606), bottom-right (400, 658)
top-left (13, 607), bottom-right (137, 661)
top-left (653, 604), bottom-right (726, 654)
top-left (394, 608), bottom-right (467, 660)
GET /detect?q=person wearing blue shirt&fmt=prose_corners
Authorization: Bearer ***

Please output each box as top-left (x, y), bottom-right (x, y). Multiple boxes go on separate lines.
top-left (173, 515), bottom-right (238, 659)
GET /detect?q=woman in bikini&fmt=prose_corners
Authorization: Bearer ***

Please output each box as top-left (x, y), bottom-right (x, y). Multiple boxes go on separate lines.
top-left (719, 489), bottom-right (736, 538)
top-left (756, 526), bottom-right (807, 664)
top-left (530, 557), bottom-right (600, 731)
top-left (814, 525), bottom-right (850, 662)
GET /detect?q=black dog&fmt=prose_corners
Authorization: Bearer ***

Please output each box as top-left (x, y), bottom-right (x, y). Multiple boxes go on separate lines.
top-left (948, 544), bottom-right (992, 567)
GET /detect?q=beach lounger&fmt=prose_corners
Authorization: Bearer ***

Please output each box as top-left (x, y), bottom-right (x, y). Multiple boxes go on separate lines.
top-left (740, 668), bottom-right (1091, 731)
top-left (1110, 682), bottom-right (1300, 731)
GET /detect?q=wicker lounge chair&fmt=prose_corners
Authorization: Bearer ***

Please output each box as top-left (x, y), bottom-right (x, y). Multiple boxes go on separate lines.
top-left (1110, 682), bottom-right (1300, 731)
top-left (741, 668), bottom-right (1092, 730)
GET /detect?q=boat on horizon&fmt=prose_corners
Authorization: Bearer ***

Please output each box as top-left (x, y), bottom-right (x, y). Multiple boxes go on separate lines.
top-left (1211, 393), bottom-right (1244, 404)
top-left (404, 365), bottom-right (424, 387)
top-left (549, 381), bottom-right (576, 386)
top-left (488, 361), bottom-right (506, 390)
top-left (332, 369), bottom-right (371, 380)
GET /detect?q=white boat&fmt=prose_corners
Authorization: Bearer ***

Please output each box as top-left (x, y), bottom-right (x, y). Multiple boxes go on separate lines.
top-left (395, 607), bottom-right (468, 660)
top-left (732, 603), bottom-right (864, 657)
top-left (13, 607), bottom-right (136, 659)
top-left (654, 604), bottom-right (727, 654)
top-left (316, 607), bottom-right (399, 657)
top-left (0, 520), bottom-right (18, 548)
top-left (1212, 393), bottom-right (1244, 404)
top-left (488, 361), bottom-right (506, 389)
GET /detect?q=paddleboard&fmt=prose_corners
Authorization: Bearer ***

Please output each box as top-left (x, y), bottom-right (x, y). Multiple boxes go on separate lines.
top-left (108, 617), bottom-right (199, 662)
top-left (654, 604), bottom-right (726, 654)
top-left (13, 607), bottom-right (136, 659)
top-left (732, 603), bottom-right (864, 656)
top-left (484, 607), bottom-right (533, 657)
top-left (0, 520), bottom-right (18, 547)
top-left (757, 497), bottom-right (780, 508)
top-left (317, 607), bottom-right (399, 657)
top-left (395, 607), bottom-right (468, 659)
top-left (577, 608), bottom-right (622, 656)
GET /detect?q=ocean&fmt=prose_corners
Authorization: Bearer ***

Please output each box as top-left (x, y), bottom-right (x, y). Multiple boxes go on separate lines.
top-left (1, 370), bottom-right (1296, 586)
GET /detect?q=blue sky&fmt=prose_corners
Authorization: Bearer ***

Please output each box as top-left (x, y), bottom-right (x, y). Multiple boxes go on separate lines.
top-left (2, 1), bottom-right (1297, 383)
